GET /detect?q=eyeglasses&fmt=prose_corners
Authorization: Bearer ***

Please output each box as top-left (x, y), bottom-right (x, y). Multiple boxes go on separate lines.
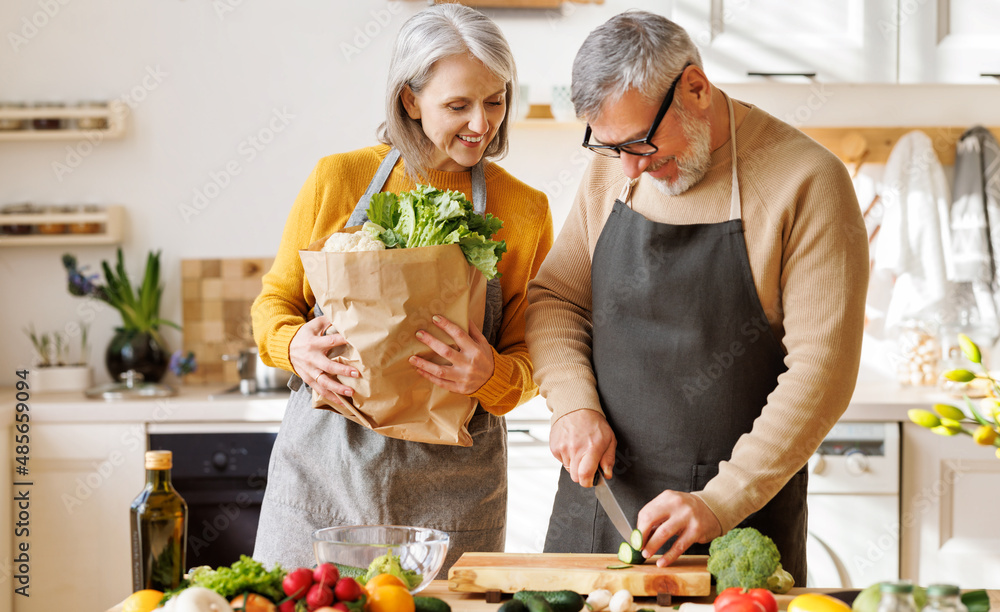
top-left (582, 62), bottom-right (692, 158)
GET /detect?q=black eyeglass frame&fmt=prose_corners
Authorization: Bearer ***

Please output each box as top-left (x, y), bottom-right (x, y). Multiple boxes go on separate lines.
top-left (582, 62), bottom-right (693, 158)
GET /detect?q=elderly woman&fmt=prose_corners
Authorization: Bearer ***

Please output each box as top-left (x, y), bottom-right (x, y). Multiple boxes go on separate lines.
top-left (251, 4), bottom-right (553, 571)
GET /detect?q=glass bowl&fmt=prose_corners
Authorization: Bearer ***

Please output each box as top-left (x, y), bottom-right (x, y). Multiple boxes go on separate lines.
top-left (312, 525), bottom-right (449, 594)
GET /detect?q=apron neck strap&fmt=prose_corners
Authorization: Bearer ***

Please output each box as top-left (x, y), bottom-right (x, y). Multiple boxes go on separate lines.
top-left (346, 148), bottom-right (487, 226)
top-left (725, 92), bottom-right (741, 222)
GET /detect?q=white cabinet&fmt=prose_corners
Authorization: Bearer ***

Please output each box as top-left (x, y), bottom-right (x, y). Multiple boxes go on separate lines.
top-left (671, 0), bottom-right (898, 83)
top-left (14, 423), bottom-right (145, 612)
top-left (898, 0), bottom-right (1000, 83)
top-left (900, 422), bottom-right (1000, 587)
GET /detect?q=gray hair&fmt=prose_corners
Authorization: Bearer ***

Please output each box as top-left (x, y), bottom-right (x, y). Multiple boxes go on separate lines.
top-left (571, 10), bottom-right (702, 121)
top-left (378, 4), bottom-right (517, 182)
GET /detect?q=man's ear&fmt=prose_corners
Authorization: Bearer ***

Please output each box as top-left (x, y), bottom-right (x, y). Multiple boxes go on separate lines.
top-left (681, 65), bottom-right (712, 112)
top-left (401, 85), bottom-right (421, 120)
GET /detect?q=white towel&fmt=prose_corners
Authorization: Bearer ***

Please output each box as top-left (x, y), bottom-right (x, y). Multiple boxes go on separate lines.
top-left (868, 131), bottom-right (951, 336)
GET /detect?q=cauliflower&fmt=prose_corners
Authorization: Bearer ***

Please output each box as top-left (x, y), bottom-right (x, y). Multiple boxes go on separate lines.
top-left (707, 527), bottom-right (794, 594)
top-left (321, 231), bottom-right (385, 253)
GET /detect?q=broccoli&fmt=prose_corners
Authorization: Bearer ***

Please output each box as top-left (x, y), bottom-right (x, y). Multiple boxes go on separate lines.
top-left (363, 551), bottom-right (422, 590)
top-left (706, 527), bottom-right (794, 594)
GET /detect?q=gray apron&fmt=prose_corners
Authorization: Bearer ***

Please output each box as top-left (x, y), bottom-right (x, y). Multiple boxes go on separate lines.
top-left (543, 96), bottom-right (808, 585)
top-left (254, 148), bottom-right (507, 573)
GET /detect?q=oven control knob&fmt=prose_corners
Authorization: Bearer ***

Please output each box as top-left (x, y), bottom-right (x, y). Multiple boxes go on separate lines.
top-left (808, 453), bottom-right (826, 475)
top-left (212, 451), bottom-right (229, 471)
top-left (845, 450), bottom-right (869, 475)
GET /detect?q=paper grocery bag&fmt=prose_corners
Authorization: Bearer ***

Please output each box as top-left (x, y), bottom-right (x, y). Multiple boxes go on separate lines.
top-left (299, 227), bottom-right (487, 446)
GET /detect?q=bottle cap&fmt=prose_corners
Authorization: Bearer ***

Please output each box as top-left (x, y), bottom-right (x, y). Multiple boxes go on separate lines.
top-left (880, 582), bottom-right (915, 594)
top-left (145, 450), bottom-right (172, 470)
top-left (926, 585), bottom-right (960, 597)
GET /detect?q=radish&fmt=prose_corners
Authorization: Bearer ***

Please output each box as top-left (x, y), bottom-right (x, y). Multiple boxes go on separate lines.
top-left (306, 584), bottom-right (334, 610)
top-left (313, 563), bottom-right (340, 589)
top-left (333, 577), bottom-right (364, 602)
top-left (283, 567), bottom-right (315, 600)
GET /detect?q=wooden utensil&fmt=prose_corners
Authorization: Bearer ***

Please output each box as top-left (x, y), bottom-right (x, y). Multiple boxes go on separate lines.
top-left (448, 552), bottom-right (712, 597)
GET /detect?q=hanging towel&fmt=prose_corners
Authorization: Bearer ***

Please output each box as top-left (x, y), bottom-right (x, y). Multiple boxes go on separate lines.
top-left (946, 126), bottom-right (1000, 341)
top-left (868, 131), bottom-right (952, 337)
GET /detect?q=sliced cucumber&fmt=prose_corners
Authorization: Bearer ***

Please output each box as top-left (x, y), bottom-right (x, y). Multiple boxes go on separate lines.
top-left (630, 529), bottom-right (643, 550)
top-left (618, 541), bottom-right (644, 565)
top-left (606, 564), bottom-right (632, 570)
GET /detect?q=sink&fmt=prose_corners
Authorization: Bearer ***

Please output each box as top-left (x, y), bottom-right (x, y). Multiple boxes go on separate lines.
top-left (208, 384), bottom-right (291, 400)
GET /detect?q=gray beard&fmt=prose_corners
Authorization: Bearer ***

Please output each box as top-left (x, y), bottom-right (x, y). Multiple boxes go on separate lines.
top-left (649, 104), bottom-right (713, 197)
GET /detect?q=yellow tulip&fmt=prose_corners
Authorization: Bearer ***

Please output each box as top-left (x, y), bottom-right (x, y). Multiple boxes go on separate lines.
top-left (943, 369), bottom-right (977, 383)
top-left (973, 425), bottom-right (998, 446)
top-left (908, 409), bottom-right (940, 429)
top-left (933, 404), bottom-right (966, 421)
top-left (958, 333), bottom-right (982, 364)
top-left (932, 425), bottom-right (961, 436)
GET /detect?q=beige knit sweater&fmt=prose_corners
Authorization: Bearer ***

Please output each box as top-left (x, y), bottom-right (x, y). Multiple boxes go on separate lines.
top-left (524, 103), bottom-right (869, 532)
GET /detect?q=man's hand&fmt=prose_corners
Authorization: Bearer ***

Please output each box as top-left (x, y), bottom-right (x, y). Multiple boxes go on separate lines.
top-left (549, 409), bottom-right (617, 487)
top-left (637, 490), bottom-right (723, 567)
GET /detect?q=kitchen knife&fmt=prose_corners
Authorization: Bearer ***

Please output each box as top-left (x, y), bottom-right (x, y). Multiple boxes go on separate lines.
top-left (593, 472), bottom-right (634, 543)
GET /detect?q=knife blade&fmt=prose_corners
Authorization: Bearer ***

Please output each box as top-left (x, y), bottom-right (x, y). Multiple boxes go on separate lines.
top-left (592, 472), bottom-right (634, 543)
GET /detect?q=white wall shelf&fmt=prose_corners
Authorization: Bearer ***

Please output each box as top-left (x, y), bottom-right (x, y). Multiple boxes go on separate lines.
top-left (0, 205), bottom-right (125, 247)
top-left (0, 101), bottom-right (126, 141)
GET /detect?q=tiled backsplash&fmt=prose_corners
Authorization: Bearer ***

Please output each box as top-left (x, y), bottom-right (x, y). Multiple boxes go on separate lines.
top-left (180, 257), bottom-right (272, 384)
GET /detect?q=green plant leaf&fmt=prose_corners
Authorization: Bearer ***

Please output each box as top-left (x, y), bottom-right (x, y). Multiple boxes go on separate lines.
top-left (965, 395), bottom-right (993, 427)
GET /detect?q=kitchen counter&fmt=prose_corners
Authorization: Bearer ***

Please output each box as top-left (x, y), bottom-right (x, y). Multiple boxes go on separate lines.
top-left (0, 377), bottom-right (963, 424)
top-left (105, 582), bottom-right (1000, 612)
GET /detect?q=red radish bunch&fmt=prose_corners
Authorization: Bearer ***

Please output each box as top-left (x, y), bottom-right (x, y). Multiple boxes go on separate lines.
top-left (280, 564), bottom-right (365, 612)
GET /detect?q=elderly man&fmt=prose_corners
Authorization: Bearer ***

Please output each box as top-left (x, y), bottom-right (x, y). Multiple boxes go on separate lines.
top-left (525, 11), bottom-right (868, 583)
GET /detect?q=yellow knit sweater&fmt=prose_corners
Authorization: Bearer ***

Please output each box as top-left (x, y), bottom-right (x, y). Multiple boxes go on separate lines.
top-left (525, 104), bottom-right (869, 531)
top-left (252, 144), bottom-right (553, 415)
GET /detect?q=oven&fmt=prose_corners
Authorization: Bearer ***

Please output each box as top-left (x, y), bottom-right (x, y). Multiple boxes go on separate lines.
top-left (148, 422), bottom-right (279, 569)
top-left (806, 421), bottom-right (901, 588)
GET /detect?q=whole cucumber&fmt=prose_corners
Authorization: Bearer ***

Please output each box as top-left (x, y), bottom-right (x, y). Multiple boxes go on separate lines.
top-left (513, 590), bottom-right (585, 612)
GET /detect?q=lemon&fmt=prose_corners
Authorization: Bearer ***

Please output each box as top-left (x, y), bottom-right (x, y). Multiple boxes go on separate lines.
top-left (123, 590), bottom-right (164, 612)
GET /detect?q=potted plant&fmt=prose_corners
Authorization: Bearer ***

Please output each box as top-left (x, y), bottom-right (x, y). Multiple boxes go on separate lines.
top-left (63, 248), bottom-right (181, 383)
top-left (24, 322), bottom-right (92, 392)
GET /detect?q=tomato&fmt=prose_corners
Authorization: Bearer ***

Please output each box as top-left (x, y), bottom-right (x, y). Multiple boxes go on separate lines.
top-left (230, 593), bottom-right (278, 612)
top-left (334, 577), bottom-right (365, 602)
top-left (368, 585), bottom-right (415, 612)
top-left (787, 593), bottom-right (853, 612)
top-left (284, 567), bottom-right (315, 600)
top-left (365, 573), bottom-right (408, 594)
top-left (715, 587), bottom-right (778, 612)
top-left (716, 600), bottom-right (765, 612)
top-left (313, 563), bottom-right (340, 589)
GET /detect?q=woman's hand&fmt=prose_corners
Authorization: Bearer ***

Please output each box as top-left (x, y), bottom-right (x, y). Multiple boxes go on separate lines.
top-left (410, 315), bottom-right (495, 395)
top-left (288, 315), bottom-right (359, 401)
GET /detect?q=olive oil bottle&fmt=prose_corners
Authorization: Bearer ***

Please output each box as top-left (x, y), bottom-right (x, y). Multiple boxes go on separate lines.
top-left (130, 450), bottom-right (188, 591)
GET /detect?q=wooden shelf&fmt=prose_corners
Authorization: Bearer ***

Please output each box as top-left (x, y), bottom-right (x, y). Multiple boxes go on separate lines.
top-left (0, 205), bottom-right (125, 247)
top-left (0, 101), bottom-right (126, 141)
top-left (799, 126), bottom-right (1000, 166)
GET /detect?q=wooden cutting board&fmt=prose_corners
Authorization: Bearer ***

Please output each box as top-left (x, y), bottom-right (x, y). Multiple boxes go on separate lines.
top-left (448, 553), bottom-right (711, 597)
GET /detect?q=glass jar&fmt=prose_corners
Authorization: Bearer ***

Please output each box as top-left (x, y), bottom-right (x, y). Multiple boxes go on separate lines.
top-left (38, 205), bottom-right (72, 234)
top-left (878, 582), bottom-right (919, 612)
top-left (69, 204), bottom-right (103, 234)
top-left (1, 203), bottom-right (37, 235)
top-left (896, 319), bottom-right (940, 386)
top-left (75, 101), bottom-right (108, 130)
top-left (31, 102), bottom-right (64, 130)
top-left (922, 584), bottom-right (967, 612)
top-left (0, 102), bottom-right (28, 131)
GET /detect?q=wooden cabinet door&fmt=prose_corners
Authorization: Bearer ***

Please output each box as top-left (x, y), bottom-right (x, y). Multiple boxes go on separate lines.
top-left (14, 423), bottom-right (145, 612)
top-left (671, 0), bottom-right (897, 83)
top-left (898, 0), bottom-right (1000, 83)
top-left (900, 422), bottom-right (1000, 586)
